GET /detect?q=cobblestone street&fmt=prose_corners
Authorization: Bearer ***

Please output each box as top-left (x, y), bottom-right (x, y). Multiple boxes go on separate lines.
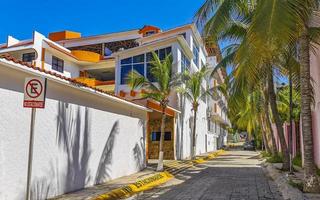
top-left (131, 150), bottom-right (283, 200)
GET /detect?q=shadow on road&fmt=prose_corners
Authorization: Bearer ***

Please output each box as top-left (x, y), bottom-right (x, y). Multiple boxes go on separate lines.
top-left (131, 150), bottom-right (283, 200)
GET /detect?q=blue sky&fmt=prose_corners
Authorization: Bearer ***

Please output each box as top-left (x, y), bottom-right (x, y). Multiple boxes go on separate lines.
top-left (0, 0), bottom-right (204, 43)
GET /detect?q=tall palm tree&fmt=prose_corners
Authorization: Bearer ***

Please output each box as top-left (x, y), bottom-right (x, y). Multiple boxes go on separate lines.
top-left (246, 0), bottom-right (320, 192)
top-left (196, 1), bottom-right (291, 169)
top-left (128, 52), bottom-right (180, 171)
top-left (299, 27), bottom-right (320, 192)
top-left (178, 67), bottom-right (215, 159)
top-left (263, 88), bottom-right (278, 156)
top-left (196, 0), bottom-right (320, 178)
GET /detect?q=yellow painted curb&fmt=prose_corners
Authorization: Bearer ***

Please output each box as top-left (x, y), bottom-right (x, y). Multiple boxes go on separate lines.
top-left (92, 150), bottom-right (225, 200)
top-left (193, 150), bottom-right (225, 164)
top-left (93, 171), bottom-right (173, 200)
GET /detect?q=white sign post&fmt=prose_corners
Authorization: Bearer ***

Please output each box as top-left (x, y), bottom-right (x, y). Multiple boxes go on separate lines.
top-left (23, 77), bottom-right (46, 200)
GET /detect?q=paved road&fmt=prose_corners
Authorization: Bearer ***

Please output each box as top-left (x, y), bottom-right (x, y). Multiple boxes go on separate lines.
top-left (130, 150), bottom-right (283, 200)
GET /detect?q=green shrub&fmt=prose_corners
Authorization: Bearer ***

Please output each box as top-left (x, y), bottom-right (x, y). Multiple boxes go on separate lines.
top-left (267, 154), bottom-right (283, 163)
top-left (292, 154), bottom-right (302, 167)
top-left (261, 151), bottom-right (271, 158)
top-left (316, 168), bottom-right (320, 176)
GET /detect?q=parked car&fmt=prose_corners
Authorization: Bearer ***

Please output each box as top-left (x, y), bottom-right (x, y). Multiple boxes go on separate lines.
top-left (243, 140), bottom-right (255, 150)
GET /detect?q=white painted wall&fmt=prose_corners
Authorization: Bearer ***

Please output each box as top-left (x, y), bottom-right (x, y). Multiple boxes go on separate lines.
top-left (44, 50), bottom-right (80, 78)
top-left (0, 64), bottom-right (147, 200)
top-left (310, 43), bottom-right (320, 167)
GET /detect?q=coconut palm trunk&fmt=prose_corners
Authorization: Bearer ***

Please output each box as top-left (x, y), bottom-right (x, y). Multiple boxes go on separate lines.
top-left (266, 110), bottom-right (278, 156)
top-left (264, 89), bottom-right (278, 155)
top-left (267, 68), bottom-right (290, 170)
top-left (157, 106), bottom-right (167, 171)
top-left (260, 115), bottom-right (271, 153)
top-left (299, 29), bottom-right (320, 192)
top-left (192, 103), bottom-right (198, 160)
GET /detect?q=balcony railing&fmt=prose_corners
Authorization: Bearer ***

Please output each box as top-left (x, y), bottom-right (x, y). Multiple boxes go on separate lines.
top-left (74, 77), bottom-right (115, 93)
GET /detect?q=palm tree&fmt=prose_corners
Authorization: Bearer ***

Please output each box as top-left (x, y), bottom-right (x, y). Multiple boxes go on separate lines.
top-left (263, 88), bottom-right (278, 156)
top-left (128, 52), bottom-right (180, 171)
top-left (245, 0), bottom-right (320, 192)
top-left (178, 67), bottom-right (215, 159)
top-left (299, 27), bottom-right (320, 192)
top-left (196, 1), bottom-right (291, 170)
top-left (196, 0), bottom-right (320, 178)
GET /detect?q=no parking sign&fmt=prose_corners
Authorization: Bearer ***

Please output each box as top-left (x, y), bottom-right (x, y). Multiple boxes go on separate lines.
top-left (23, 77), bottom-right (47, 108)
top-left (23, 77), bottom-right (47, 200)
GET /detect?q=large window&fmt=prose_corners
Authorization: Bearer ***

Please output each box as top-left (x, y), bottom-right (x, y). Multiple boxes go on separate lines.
top-left (151, 132), bottom-right (172, 141)
top-left (120, 54), bottom-right (145, 84)
top-left (120, 47), bottom-right (171, 84)
top-left (22, 52), bottom-right (35, 62)
top-left (193, 43), bottom-right (199, 68)
top-left (181, 52), bottom-right (190, 72)
top-left (52, 56), bottom-right (64, 73)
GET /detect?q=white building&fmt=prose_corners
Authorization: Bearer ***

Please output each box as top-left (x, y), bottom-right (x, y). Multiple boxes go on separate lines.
top-left (0, 54), bottom-right (150, 199)
top-left (0, 24), bottom-right (229, 199)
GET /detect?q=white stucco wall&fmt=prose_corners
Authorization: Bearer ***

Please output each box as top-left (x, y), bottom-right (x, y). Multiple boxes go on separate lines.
top-left (175, 94), bottom-right (209, 160)
top-left (0, 64), bottom-right (147, 200)
top-left (44, 50), bottom-right (80, 78)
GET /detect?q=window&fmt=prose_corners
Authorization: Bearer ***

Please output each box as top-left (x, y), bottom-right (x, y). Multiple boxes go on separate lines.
top-left (52, 56), bottom-right (64, 73)
top-left (193, 43), bottom-right (199, 68)
top-left (22, 52), bottom-right (35, 62)
top-left (146, 63), bottom-right (156, 82)
top-left (145, 31), bottom-right (155, 36)
top-left (120, 54), bottom-right (145, 84)
top-left (207, 119), bottom-right (211, 131)
top-left (119, 46), bottom-right (172, 84)
top-left (180, 32), bottom-right (187, 40)
top-left (181, 52), bottom-right (190, 72)
top-left (151, 132), bottom-right (172, 141)
top-left (120, 65), bottom-right (132, 84)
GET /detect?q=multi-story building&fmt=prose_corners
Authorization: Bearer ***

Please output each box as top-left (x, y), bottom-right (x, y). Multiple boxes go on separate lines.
top-left (205, 47), bottom-right (230, 151)
top-left (0, 23), bottom-right (230, 199)
top-left (0, 24), bottom-right (229, 160)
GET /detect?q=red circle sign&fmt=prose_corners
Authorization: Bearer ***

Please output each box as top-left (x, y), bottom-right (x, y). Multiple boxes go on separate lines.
top-left (25, 79), bottom-right (43, 98)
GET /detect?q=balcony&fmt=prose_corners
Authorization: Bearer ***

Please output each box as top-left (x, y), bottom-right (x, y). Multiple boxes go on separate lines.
top-left (75, 77), bottom-right (115, 93)
top-left (207, 105), bottom-right (229, 127)
top-left (71, 50), bottom-right (102, 62)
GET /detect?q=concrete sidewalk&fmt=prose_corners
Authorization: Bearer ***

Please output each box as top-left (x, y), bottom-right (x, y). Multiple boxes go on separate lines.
top-left (50, 151), bottom-right (223, 200)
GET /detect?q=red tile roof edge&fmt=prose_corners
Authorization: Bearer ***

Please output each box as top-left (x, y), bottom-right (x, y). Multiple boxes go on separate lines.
top-left (0, 53), bottom-right (147, 109)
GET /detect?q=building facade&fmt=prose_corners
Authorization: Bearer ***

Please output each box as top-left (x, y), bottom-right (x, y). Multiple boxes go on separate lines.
top-left (0, 24), bottom-right (229, 199)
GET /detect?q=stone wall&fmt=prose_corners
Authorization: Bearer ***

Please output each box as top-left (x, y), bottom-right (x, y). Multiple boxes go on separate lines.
top-left (148, 117), bottom-right (174, 160)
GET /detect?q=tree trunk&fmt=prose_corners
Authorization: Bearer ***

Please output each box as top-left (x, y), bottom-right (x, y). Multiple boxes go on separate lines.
top-left (299, 30), bottom-right (320, 192)
top-left (192, 104), bottom-right (198, 160)
top-left (267, 68), bottom-right (290, 170)
top-left (264, 88), bottom-right (278, 156)
top-left (156, 107), bottom-right (167, 171)
top-left (295, 121), bottom-right (301, 156)
top-left (260, 115), bottom-right (271, 153)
